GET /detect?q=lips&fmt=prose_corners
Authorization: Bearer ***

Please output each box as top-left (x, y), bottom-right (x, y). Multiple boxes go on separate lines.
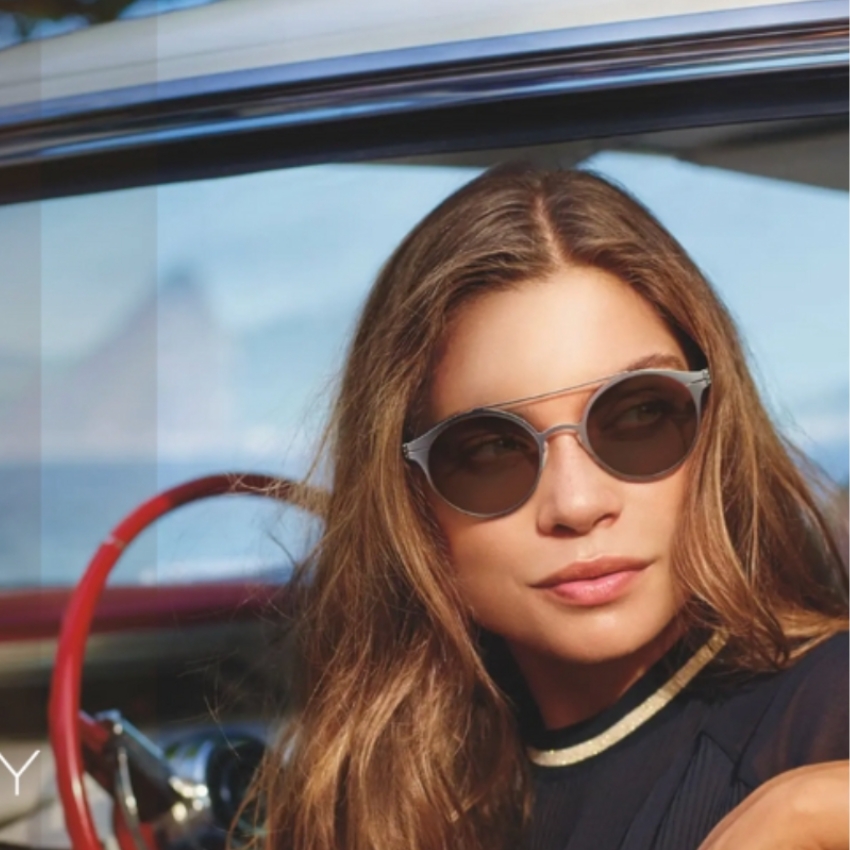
top-left (534, 556), bottom-right (651, 587)
top-left (533, 557), bottom-right (650, 606)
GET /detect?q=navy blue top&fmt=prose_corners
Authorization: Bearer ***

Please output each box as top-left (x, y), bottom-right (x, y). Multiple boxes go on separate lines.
top-left (523, 632), bottom-right (849, 850)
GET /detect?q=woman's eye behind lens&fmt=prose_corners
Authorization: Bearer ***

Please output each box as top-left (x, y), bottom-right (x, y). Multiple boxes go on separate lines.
top-left (459, 435), bottom-right (533, 467)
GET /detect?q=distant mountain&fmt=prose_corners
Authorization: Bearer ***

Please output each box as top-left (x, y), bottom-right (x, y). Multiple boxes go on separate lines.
top-left (0, 273), bottom-right (236, 461)
top-left (0, 269), bottom-right (359, 465)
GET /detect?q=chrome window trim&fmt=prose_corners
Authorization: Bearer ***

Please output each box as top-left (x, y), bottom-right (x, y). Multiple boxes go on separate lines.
top-left (0, 0), bottom-right (845, 202)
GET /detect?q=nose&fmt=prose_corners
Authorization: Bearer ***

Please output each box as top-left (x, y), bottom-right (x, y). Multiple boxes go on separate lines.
top-left (534, 431), bottom-right (622, 536)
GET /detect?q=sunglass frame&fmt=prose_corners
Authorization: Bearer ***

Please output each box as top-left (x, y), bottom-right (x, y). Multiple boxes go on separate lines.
top-left (402, 368), bottom-right (712, 518)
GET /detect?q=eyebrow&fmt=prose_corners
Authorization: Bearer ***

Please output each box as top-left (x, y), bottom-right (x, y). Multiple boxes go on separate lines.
top-left (492, 352), bottom-right (690, 411)
top-left (622, 353), bottom-right (688, 372)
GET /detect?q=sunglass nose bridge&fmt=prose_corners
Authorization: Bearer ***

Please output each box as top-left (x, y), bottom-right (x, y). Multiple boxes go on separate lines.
top-left (537, 422), bottom-right (595, 469)
top-left (539, 422), bottom-right (583, 442)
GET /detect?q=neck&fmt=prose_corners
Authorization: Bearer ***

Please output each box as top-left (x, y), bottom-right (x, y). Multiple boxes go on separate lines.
top-left (509, 621), bottom-right (683, 730)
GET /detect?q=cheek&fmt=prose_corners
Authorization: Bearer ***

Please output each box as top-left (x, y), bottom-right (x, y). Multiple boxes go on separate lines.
top-left (614, 467), bottom-right (691, 596)
top-left (429, 501), bottom-right (527, 606)
top-left (644, 462), bottom-right (691, 539)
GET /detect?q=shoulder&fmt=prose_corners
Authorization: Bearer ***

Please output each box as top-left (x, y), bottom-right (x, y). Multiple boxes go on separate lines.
top-left (706, 632), bottom-right (849, 789)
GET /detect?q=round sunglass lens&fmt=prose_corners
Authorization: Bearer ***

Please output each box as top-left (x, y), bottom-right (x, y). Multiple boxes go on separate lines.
top-left (586, 375), bottom-right (699, 478)
top-left (428, 414), bottom-right (540, 516)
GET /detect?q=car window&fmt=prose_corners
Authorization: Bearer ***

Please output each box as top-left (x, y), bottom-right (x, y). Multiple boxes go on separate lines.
top-left (0, 128), bottom-right (846, 588)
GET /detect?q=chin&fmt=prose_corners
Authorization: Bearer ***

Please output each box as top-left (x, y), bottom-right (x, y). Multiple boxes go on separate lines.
top-left (537, 605), bottom-right (681, 667)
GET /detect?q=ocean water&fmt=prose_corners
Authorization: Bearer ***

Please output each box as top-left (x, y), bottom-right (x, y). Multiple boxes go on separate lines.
top-left (0, 462), bottom-right (315, 588)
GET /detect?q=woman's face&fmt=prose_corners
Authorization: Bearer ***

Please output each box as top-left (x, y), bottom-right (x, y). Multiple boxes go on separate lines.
top-left (427, 266), bottom-right (691, 671)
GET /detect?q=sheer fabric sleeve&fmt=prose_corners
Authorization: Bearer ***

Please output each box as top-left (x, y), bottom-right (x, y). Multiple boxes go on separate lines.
top-left (738, 631), bottom-right (849, 788)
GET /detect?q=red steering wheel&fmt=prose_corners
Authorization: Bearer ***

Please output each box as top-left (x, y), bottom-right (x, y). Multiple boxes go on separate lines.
top-left (49, 473), bottom-right (301, 850)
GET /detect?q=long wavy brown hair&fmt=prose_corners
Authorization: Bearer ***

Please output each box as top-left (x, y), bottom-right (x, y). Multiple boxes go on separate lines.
top-left (247, 164), bottom-right (848, 850)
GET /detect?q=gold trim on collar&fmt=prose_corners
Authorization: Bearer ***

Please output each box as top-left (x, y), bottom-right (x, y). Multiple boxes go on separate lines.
top-left (527, 632), bottom-right (727, 768)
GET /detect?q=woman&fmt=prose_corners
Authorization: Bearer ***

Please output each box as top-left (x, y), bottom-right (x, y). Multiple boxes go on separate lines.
top-left (253, 165), bottom-right (848, 850)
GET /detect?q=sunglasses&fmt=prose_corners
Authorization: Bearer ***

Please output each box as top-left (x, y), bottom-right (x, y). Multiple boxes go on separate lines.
top-left (403, 368), bottom-right (711, 518)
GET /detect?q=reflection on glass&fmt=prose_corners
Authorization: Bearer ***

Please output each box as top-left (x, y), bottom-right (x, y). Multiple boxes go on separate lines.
top-left (0, 0), bottom-right (222, 51)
